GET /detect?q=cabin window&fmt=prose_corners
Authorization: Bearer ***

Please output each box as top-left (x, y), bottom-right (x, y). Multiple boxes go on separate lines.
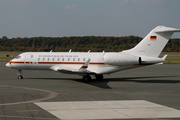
top-left (78, 58), bottom-right (80, 61)
top-left (68, 58), bottom-right (70, 61)
top-left (57, 58), bottom-right (60, 61)
top-left (52, 58), bottom-right (55, 61)
top-left (48, 58), bottom-right (50, 61)
top-left (83, 58), bottom-right (85, 61)
top-left (43, 58), bottom-right (45, 61)
top-left (38, 58), bottom-right (40, 61)
top-left (62, 58), bottom-right (64, 61)
top-left (73, 58), bottom-right (75, 61)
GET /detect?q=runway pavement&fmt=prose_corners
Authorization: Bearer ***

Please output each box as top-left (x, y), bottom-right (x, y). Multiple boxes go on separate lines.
top-left (0, 61), bottom-right (180, 120)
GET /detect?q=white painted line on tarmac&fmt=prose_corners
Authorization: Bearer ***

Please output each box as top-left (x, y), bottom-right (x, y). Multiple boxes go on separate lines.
top-left (34, 100), bottom-right (180, 119)
top-left (0, 85), bottom-right (58, 106)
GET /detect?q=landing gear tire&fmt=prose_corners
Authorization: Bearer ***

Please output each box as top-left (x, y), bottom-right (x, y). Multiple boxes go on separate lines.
top-left (83, 75), bottom-right (91, 82)
top-left (95, 74), bottom-right (103, 80)
top-left (18, 75), bottom-right (23, 79)
top-left (17, 69), bottom-right (23, 79)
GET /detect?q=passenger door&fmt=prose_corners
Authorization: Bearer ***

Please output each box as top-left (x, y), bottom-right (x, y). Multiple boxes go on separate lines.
top-left (25, 54), bottom-right (32, 69)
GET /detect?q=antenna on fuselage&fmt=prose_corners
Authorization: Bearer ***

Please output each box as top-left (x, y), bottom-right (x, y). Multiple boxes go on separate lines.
top-left (69, 49), bottom-right (72, 53)
top-left (50, 50), bottom-right (53, 52)
top-left (88, 50), bottom-right (90, 53)
top-left (102, 51), bottom-right (105, 59)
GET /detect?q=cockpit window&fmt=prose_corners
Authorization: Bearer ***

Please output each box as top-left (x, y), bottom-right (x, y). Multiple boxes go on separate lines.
top-left (15, 56), bottom-right (21, 59)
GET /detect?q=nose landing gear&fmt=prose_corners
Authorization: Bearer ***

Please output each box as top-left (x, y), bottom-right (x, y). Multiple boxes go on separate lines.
top-left (17, 69), bottom-right (23, 79)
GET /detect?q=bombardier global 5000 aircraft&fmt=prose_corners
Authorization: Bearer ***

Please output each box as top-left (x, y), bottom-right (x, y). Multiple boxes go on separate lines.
top-left (6, 26), bottom-right (180, 81)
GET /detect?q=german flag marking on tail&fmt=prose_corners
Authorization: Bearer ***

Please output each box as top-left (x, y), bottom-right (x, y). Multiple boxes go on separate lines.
top-left (150, 36), bottom-right (157, 40)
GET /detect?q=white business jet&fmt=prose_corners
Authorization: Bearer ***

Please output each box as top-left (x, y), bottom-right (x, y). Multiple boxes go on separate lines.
top-left (6, 26), bottom-right (180, 81)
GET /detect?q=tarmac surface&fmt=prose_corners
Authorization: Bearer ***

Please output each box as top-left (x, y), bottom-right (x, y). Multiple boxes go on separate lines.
top-left (0, 61), bottom-right (180, 120)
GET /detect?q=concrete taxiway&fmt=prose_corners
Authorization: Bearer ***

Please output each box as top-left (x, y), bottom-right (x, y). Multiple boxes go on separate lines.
top-left (0, 61), bottom-right (180, 120)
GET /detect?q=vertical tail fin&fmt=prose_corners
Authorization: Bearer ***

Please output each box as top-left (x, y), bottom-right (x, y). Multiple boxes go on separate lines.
top-left (123, 26), bottom-right (180, 57)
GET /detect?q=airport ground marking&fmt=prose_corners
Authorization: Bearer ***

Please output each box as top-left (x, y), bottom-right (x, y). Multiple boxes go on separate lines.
top-left (16, 110), bottom-right (40, 112)
top-left (35, 100), bottom-right (180, 119)
top-left (56, 91), bottom-right (179, 97)
top-left (0, 94), bottom-right (13, 95)
top-left (46, 106), bottom-right (168, 111)
top-left (88, 91), bottom-right (179, 96)
top-left (124, 92), bottom-right (180, 96)
top-left (0, 85), bottom-right (58, 106)
top-left (58, 93), bottom-right (70, 94)
top-left (14, 106), bottom-right (180, 113)
top-left (0, 115), bottom-right (60, 120)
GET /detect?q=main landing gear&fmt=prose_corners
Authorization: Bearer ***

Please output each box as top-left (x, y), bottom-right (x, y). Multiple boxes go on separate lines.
top-left (83, 75), bottom-right (91, 82)
top-left (83, 74), bottom-right (103, 82)
top-left (17, 69), bottom-right (23, 79)
top-left (95, 74), bottom-right (103, 80)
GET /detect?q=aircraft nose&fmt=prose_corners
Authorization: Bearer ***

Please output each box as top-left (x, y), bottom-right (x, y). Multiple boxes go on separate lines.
top-left (6, 62), bottom-right (12, 68)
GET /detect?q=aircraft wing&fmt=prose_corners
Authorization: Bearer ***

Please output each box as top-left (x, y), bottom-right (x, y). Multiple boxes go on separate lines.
top-left (50, 58), bottom-right (96, 74)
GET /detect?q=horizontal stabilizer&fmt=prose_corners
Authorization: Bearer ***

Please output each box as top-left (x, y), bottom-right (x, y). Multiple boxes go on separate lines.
top-left (155, 26), bottom-right (180, 33)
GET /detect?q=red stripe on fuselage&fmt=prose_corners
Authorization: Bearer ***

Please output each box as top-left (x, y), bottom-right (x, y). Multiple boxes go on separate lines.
top-left (9, 62), bottom-right (106, 65)
top-left (10, 62), bottom-right (32, 64)
top-left (38, 62), bottom-right (83, 65)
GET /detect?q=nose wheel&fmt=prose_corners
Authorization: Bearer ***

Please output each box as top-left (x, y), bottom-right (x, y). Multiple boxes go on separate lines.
top-left (17, 69), bottom-right (23, 79)
top-left (18, 75), bottom-right (23, 79)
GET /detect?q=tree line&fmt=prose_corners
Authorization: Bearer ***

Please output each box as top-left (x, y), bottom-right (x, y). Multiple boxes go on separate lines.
top-left (0, 36), bottom-right (179, 52)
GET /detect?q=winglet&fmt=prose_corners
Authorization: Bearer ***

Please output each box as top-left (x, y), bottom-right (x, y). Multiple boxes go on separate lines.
top-left (79, 58), bottom-right (91, 71)
top-left (162, 54), bottom-right (168, 60)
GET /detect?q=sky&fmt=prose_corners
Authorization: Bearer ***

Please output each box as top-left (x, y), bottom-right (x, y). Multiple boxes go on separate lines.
top-left (0, 0), bottom-right (180, 38)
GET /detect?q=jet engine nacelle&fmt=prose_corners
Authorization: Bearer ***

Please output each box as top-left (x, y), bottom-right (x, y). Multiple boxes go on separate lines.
top-left (104, 53), bottom-right (166, 66)
top-left (139, 56), bottom-right (165, 64)
top-left (103, 53), bottom-right (139, 66)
